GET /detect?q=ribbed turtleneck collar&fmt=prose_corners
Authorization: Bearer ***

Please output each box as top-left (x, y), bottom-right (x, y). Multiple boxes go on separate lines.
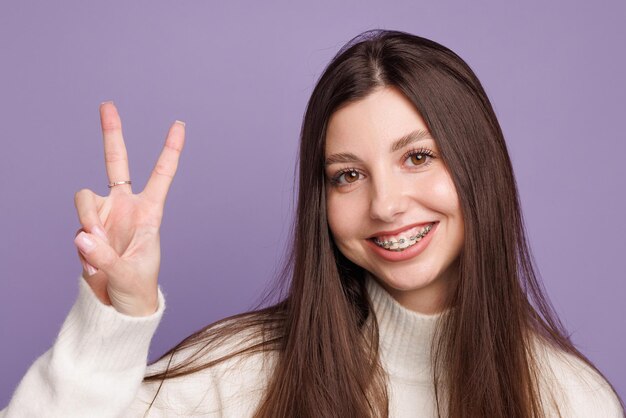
top-left (364, 271), bottom-right (448, 383)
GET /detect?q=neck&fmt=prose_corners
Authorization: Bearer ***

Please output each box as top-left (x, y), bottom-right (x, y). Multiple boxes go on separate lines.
top-left (365, 271), bottom-right (452, 383)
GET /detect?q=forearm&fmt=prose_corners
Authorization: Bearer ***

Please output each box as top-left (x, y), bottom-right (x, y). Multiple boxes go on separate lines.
top-left (1, 275), bottom-right (165, 418)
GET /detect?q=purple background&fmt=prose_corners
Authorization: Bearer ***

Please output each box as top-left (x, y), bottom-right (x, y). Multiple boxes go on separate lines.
top-left (1, 0), bottom-right (624, 406)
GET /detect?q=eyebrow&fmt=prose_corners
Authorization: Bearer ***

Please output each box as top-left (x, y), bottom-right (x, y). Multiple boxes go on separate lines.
top-left (324, 129), bottom-right (434, 167)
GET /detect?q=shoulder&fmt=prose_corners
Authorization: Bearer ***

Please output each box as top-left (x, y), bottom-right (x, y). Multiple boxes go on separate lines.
top-left (531, 336), bottom-right (624, 418)
top-left (136, 316), bottom-right (280, 416)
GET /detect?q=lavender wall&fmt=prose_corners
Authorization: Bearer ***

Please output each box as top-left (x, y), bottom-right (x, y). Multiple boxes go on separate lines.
top-left (1, 0), bottom-right (624, 407)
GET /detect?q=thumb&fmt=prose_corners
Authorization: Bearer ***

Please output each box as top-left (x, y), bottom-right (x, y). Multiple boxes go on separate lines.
top-left (74, 231), bottom-right (126, 279)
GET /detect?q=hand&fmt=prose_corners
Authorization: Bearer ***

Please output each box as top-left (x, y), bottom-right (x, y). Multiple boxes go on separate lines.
top-left (73, 102), bottom-right (185, 317)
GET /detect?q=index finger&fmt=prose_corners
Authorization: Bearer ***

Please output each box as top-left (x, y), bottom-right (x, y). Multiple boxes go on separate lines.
top-left (142, 120), bottom-right (186, 205)
top-left (100, 101), bottom-right (132, 194)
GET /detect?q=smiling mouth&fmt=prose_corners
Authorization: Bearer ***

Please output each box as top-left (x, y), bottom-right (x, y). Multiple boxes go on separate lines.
top-left (369, 222), bottom-right (436, 251)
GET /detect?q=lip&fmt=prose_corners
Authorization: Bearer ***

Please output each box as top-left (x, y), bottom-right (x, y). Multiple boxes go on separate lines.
top-left (368, 221), bottom-right (436, 239)
top-left (365, 221), bottom-right (438, 262)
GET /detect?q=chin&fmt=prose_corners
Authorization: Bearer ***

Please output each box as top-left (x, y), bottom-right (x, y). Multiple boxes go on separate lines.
top-left (383, 274), bottom-right (437, 292)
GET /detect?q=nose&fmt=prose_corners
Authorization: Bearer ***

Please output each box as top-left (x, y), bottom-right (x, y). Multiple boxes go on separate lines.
top-left (369, 173), bottom-right (408, 222)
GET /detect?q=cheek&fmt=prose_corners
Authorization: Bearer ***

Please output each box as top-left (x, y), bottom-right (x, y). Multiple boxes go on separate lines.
top-left (431, 172), bottom-right (465, 251)
top-left (429, 172), bottom-right (462, 216)
top-left (326, 193), bottom-right (347, 240)
top-left (326, 192), bottom-right (363, 242)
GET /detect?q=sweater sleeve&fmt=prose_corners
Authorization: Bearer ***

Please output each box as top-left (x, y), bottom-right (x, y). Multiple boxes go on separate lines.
top-left (534, 339), bottom-right (625, 418)
top-left (552, 355), bottom-right (625, 418)
top-left (0, 275), bottom-right (166, 418)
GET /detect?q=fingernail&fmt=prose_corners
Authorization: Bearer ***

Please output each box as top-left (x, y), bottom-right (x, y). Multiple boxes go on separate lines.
top-left (75, 232), bottom-right (96, 253)
top-left (175, 120), bottom-right (186, 127)
top-left (100, 100), bottom-right (114, 106)
top-left (92, 225), bottom-right (109, 243)
top-left (81, 259), bottom-right (98, 276)
top-left (86, 263), bottom-right (98, 276)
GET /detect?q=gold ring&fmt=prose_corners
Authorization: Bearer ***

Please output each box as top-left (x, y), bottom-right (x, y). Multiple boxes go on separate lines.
top-left (108, 180), bottom-right (132, 188)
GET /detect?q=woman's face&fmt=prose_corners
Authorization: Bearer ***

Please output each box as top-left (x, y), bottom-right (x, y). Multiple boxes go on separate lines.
top-left (325, 86), bottom-right (464, 314)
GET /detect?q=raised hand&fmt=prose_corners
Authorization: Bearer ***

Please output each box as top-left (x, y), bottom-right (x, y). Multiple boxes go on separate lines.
top-left (73, 102), bottom-right (185, 317)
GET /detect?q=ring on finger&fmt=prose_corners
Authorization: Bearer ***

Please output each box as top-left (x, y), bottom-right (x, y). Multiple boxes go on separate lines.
top-left (108, 180), bottom-right (132, 188)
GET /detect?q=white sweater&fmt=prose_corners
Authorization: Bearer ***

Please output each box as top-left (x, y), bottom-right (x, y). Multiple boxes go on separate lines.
top-left (1, 273), bottom-right (623, 417)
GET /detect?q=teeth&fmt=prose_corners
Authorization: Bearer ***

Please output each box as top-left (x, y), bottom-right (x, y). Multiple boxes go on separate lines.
top-left (397, 239), bottom-right (412, 249)
top-left (373, 223), bottom-right (434, 251)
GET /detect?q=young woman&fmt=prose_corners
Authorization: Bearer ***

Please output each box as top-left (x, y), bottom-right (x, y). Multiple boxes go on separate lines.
top-left (2, 29), bottom-right (624, 418)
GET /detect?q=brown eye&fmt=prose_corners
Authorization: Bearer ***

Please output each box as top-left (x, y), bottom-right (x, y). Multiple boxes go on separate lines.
top-left (405, 148), bottom-right (436, 168)
top-left (329, 168), bottom-right (363, 187)
top-left (409, 153), bottom-right (426, 165)
top-left (344, 170), bottom-right (359, 183)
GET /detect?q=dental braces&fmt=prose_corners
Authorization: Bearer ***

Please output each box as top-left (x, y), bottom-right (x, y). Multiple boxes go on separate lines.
top-left (374, 223), bottom-right (433, 247)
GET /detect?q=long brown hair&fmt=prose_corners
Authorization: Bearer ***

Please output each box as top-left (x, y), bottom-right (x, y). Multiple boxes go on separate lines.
top-left (143, 29), bottom-right (624, 417)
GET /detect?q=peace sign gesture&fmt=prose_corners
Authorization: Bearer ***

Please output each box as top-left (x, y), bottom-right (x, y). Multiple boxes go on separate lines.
top-left (73, 102), bottom-right (185, 317)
